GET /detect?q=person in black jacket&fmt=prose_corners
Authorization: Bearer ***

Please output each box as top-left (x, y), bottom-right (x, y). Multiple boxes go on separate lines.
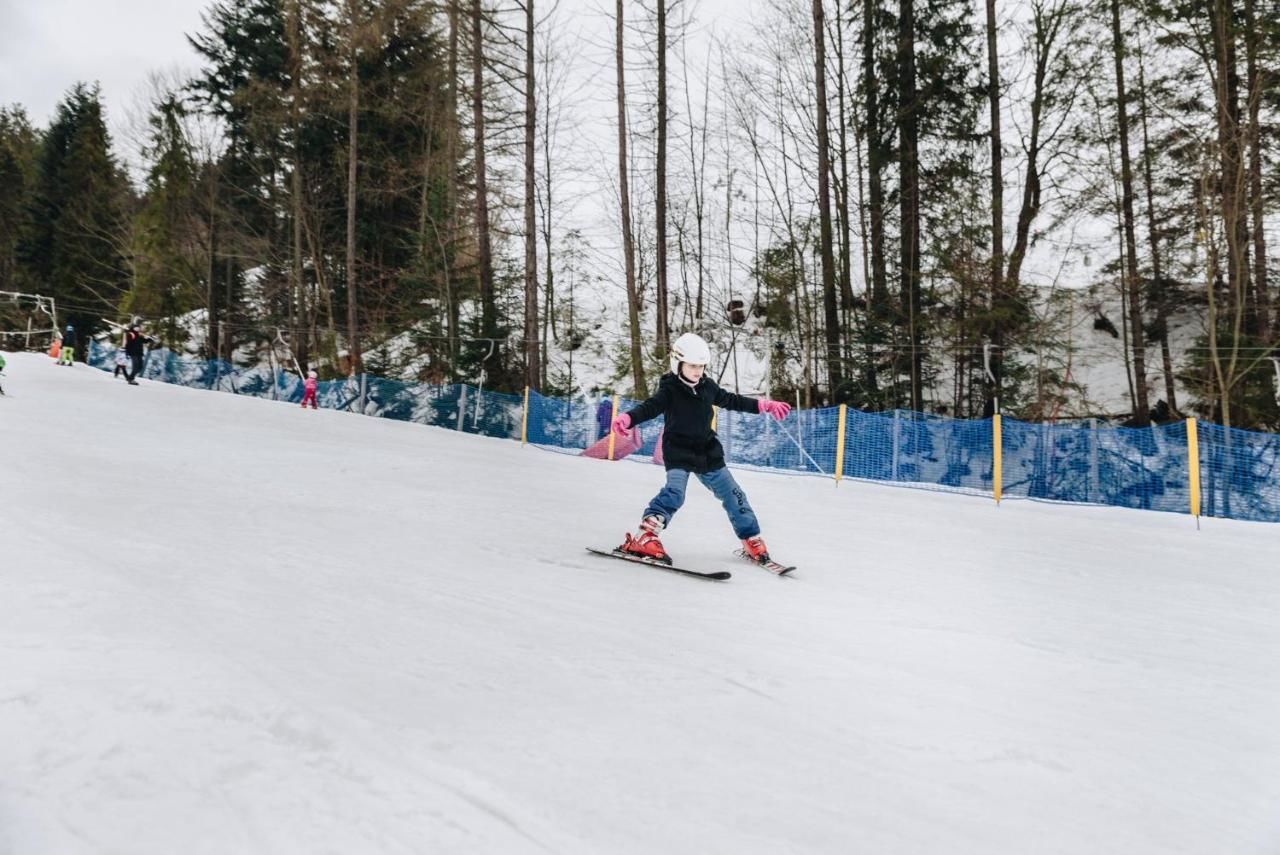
top-left (610, 333), bottom-right (792, 565)
top-left (124, 325), bottom-right (146, 385)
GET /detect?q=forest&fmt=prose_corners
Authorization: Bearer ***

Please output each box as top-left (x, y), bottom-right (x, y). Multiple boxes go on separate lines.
top-left (0, 0), bottom-right (1277, 428)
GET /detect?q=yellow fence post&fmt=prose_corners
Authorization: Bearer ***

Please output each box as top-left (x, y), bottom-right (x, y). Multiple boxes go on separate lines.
top-left (607, 394), bottom-right (620, 461)
top-left (993, 414), bottom-right (1003, 505)
top-left (835, 404), bottom-right (847, 485)
top-left (521, 386), bottom-right (530, 446)
top-left (1187, 417), bottom-right (1201, 521)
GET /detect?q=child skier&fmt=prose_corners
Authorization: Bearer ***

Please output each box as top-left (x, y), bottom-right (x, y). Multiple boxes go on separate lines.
top-left (113, 349), bottom-right (129, 379)
top-left (301, 370), bottom-right (319, 409)
top-left (611, 332), bottom-right (791, 565)
top-left (57, 324), bottom-right (76, 365)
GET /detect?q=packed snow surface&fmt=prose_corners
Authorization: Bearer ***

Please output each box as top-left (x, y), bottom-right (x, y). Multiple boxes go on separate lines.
top-left (2, 351), bottom-right (1279, 854)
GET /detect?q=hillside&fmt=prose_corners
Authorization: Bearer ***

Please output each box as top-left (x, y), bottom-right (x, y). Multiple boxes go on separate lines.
top-left (2, 351), bottom-right (1279, 854)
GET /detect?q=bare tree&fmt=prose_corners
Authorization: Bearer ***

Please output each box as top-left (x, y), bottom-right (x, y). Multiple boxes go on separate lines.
top-left (1243, 0), bottom-right (1268, 342)
top-left (812, 0), bottom-right (842, 395)
top-left (984, 0), bottom-right (1005, 414)
top-left (617, 0), bottom-right (647, 396)
top-left (898, 0), bottom-right (923, 411)
top-left (655, 0), bottom-right (671, 356)
top-left (287, 0), bottom-right (308, 369)
top-left (1207, 0), bottom-right (1250, 348)
top-left (471, 0), bottom-right (500, 379)
top-left (1135, 39), bottom-right (1178, 414)
top-left (861, 0), bottom-right (889, 317)
top-left (1108, 0), bottom-right (1149, 424)
top-left (522, 0), bottom-right (540, 389)
top-left (345, 0), bottom-right (362, 373)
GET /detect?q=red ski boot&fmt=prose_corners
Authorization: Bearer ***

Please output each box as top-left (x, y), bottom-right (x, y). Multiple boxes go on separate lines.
top-left (619, 515), bottom-right (670, 564)
top-left (741, 535), bottom-right (771, 563)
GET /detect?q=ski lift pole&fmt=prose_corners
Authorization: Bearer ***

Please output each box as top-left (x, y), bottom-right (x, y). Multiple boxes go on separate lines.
top-left (986, 342), bottom-right (1004, 505)
top-left (275, 327), bottom-right (303, 375)
top-left (983, 342), bottom-right (999, 415)
top-left (474, 338), bottom-right (497, 430)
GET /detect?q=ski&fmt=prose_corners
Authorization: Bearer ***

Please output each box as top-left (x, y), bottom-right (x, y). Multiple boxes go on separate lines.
top-left (734, 549), bottom-right (796, 576)
top-left (586, 548), bottom-right (731, 581)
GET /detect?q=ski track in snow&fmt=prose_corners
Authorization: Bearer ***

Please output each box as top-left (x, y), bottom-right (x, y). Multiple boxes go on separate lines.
top-left (2, 351), bottom-right (1279, 855)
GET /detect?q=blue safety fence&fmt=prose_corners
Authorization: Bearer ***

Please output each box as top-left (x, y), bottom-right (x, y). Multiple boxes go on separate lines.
top-left (87, 340), bottom-right (1280, 523)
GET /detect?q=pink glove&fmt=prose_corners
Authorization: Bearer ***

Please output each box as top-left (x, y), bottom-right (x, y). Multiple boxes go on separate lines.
top-left (612, 413), bottom-right (632, 436)
top-left (758, 398), bottom-right (791, 420)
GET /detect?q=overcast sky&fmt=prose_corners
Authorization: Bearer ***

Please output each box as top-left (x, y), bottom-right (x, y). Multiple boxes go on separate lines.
top-left (0, 0), bottom-right (209, 130)
top-left (0, 0), bottom-right (745, 128)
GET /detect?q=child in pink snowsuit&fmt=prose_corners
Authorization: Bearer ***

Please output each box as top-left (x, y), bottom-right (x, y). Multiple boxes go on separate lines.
top-left (301, 370), bottom-right (319, 409)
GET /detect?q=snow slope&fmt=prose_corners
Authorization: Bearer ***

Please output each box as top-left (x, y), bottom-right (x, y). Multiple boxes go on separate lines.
top-left (2, 350), bottom-right (1279, 855)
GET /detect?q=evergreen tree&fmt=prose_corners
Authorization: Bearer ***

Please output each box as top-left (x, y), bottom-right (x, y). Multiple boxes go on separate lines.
top-left (189, 0), bottom-right (290, 357)
top-left (129, 94), bottom-right (203, 346)
top-left (20, 84), bottom-right (130, 344)
top-left (0, 106), bottom-right (40, 293)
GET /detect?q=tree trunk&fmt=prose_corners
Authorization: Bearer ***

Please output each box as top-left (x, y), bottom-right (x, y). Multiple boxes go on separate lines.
top-left (616, 0), bottom-right (646, 396)
top-left (205, 171), bottom-right (218, 360)
top-left (834, 12), bottom-right (855, 321)
top-left (1136, 43), bottom-right (1178, 415)
top-left (1109, 0), bottom-right (1149, 424)
top-left (985, 0), bottom-right (1004, 416)
top-left (1244, 0), bottom-right (1268, 342)
top-left (851, 81), bottom-right (880, 404)
top-left (655, 0), bottom-right (670, 356)
top-left (813, 0), bottom-right (843, 395)
top-left (862, 0), bottom-right (889, 317)
top-left (523, 0), bottom-right (539, 390)
top-left (897, 0), bottom-right (923, 411)
top-left (345, 0), bottom-right (361, 374)
top-left (287, 0), bottom-right (307, 370)
top-left (1007, 0), bottom-right (1063, 290)
top-left (540, 32), bottom-right (556, 386)
top-left (471, 0), bottom-right (499, 379)
top-left (446, 0), bottom-right (460, 377)
top-left (1208, 0), bottom-right (1249, 338)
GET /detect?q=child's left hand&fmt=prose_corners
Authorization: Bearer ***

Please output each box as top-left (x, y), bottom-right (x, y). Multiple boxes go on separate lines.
top-left (758, 399), bottom-right (791, 420)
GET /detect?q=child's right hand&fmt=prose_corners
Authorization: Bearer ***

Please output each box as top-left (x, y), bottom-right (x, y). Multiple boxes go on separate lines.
top-left (611, 413), bottom-right (632, 436)
top-left (758, 399), bottom-right (792, 420)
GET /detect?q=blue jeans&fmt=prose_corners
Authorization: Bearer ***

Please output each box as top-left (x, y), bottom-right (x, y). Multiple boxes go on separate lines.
top-left (644, 467), bottom-right (761, 539)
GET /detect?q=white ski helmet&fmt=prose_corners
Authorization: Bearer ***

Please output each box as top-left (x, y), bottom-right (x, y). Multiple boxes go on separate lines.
top-left (669, 332), bottom-right (711, 375)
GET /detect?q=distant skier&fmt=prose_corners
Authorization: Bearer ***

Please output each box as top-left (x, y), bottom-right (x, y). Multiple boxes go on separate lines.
top-left (301, 370), bottom-right (319, 409)
top-left (610, 332), bottom-right (791, 566)
top-left (57, 324), bottom-right (76, 365)
top-left (123, 325), bottom-right (146, 385)
top-left (0, 351), bottom-right (6, 395)
top-left (595, 395), bottom-right (614, 440)
top-left (113, 348), bottom-right (129, 379)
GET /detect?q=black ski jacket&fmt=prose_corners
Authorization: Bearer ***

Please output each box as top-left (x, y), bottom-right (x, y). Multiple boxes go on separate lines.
top-left (124, 331), bottom-right (145, 358)
top-left (625, 372), bottom-right (759, 473)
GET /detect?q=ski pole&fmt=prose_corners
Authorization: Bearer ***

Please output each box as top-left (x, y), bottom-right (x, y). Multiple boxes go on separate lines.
top-left (775, 417), bottom-right (827, 476)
